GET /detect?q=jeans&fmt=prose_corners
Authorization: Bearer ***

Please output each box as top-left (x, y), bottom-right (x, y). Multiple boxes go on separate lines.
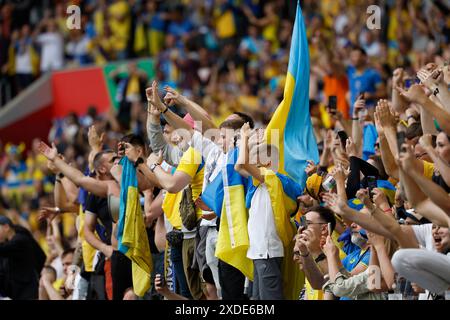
top-left (205, 227), bottom-right (221, 298)
top-left (392, 249), bottom-right (450, 295)
top-left (170, 244), bottom-right (192, 299)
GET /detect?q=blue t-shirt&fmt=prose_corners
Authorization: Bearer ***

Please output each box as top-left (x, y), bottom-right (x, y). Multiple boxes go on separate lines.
top-left (362, 123), bottom-right (378, 161)
top-left (167, 20), bottom-right (193, 38)
top-left (149, 13), bottom-right (166, 31)
top-left (347, 66), bottom-right (382, 113)
top-left (342, 247), bottom-right (370, 272)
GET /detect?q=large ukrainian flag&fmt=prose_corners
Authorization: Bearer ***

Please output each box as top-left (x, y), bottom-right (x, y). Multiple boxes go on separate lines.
top-left (117, 157), bottom-right (152, 297)
top-left (265, 1), bottom-right (319, 188)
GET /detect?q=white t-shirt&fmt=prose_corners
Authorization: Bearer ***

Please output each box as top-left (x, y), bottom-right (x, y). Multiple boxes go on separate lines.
top-left (50, 256), bottom-right (64, 280)
top-left (247, 184), bottom-right (284, 260)
top-left (192, 130), bottom-right (224, 228)
top-left (412, 223), bottom-right (435, 252)
top-left (66, 36), bottom-right (90, 61)
top-left (37, 32), bottom-right (64, 72)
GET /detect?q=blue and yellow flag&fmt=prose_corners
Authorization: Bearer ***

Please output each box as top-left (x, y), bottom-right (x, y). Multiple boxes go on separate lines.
top-left (201, 148), bottom-right (253, 280)
top-left (264, 1), bottom-right (319, 189)
top-left (117, 157), bottom-right (152, 297)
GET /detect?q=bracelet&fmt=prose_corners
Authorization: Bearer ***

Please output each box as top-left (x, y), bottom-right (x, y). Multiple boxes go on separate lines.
top-left (58, 173), bottom-right (64, 179)
top-left (351, 117), bottom-right (359, 121)
top-left (134, 157), bottom-right (144, 168)
top-left (162, 106), bottom-right (169, 114)
top-left (383, 207), bottom-right (392, 213)
top-left (407, 115), bottom-right (416, 121)
top-left (55, 179), bottom-right (62, 184)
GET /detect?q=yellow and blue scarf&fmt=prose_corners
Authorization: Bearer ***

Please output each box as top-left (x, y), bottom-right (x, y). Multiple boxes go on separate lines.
top-left (117, 157), bottom-right (152, 297)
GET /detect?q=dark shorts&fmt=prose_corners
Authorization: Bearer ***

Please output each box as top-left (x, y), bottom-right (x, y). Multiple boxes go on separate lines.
top-left (111, 250), bottom-right (132, 300)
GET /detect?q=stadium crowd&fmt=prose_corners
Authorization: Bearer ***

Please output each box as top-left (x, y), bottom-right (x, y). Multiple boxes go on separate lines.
top-left (1, 0), bottom-right (450, 301)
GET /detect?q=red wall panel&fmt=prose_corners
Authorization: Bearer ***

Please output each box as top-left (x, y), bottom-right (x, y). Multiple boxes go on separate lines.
top-left (0, 104), bottom-right (53, 147)
top-left (51, 67), bottom-right (111, 118)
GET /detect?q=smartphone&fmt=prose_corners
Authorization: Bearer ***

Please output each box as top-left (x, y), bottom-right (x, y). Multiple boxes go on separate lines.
top-left (327, 222), bottom-right (332, 236)
top-left (367, 176), bottom-right (377, 199)
top-left (159, 274), bottom-right (165, 287)
top-left (337, 130), bottom-right (348, 149)
top-left (328, 95), bottom-right (337, 114)
top-left (397, 131), bottom-right (406, 154)
top-left (299, 215), bottom-right (307, 230)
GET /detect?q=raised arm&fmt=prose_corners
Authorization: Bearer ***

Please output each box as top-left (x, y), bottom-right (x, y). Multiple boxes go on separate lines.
top-left (322, 236), bottom-right (343, 283)
top-left (399, 144), bottom-right (450, 227)
top-left (419, 134), bottom-right (450, 187)
top-left (322, 192), bottom-right (393, 240)
top-left (146, 90), bottom-right (179, 166)
top-left (148, 151), bottom-right (192, 193)
top-left (38, 142), bottom-right (109, 198)
top-left (147, 81), bottom-right (194, 136)
top-left (391, 68), bottom-right (408, 114)
top-left (87, 125), bottom-right (104, 172)
top-left (47, 160), bottom-right (79, 213)
top-left (294, 228), bottom-right (327, 290)
top-left (357, 188), bottom-right (418, 248)
top-left (369, 233), bottom-right (395, 290)
top-left (351, 96), bottom-right (365, 157)
top-left (397, 84), bottom-right (450, 136)
top-left (235, 123), bottom-right (264, 182)
top-left (417, 66), bottom-right (450, 113)
top-left (376, 99), bottom-right (400, 158)
top-left (374, 111), bottom-right (399, 179)
top-left (164, 86), bottom-right (217, 132)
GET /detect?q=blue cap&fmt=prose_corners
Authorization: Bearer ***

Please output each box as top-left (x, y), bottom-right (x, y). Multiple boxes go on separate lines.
top-left (0, 216), bottom-right (12, 226)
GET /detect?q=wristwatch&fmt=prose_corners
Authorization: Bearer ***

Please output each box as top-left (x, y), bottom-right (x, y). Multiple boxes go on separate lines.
top-left (314, 253), bottom-right (326, 263)
top-left (433, 87), bottom-right (439, 96)
top-left (150, 163), bottom-right (159, 172)
top-left (134, 157), bottom-right (144, 168)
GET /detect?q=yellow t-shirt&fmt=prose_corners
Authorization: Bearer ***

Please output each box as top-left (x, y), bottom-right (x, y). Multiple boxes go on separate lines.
top-left (126, 75), bottom-right (140, 97)
top-left (108, 0), bottom-right (130, 51)
top-left (305, 280), bottom-right (324, 300)
top-left (423, 161), bottom-right (434, 179)
top-left (162, 147), bottom-right (204, 229)
top-left (214, 9), bottom-right (236, 39)
top-left (53, 278), bottom-right (65, 291)
top-left (77, 207), bottom-right (97, 272)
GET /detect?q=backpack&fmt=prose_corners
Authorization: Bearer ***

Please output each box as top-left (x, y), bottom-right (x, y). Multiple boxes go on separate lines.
top-left (179, 185), bottom-right (197, 231)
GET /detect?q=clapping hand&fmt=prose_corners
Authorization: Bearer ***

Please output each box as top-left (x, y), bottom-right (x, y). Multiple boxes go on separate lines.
top-left (147, 81), bottom-right (166, 112)
top-left (87, 125), bottom-right (104, 150)
top-left (395, 84), bottom-right (428, 105)
top-left (322, 192), bottom-right (348, 216)
top-left (322, 235), bottom-right (338, 258)
top-left (38, 141), bottom-right (58, 161)
top-left (163, 86), bottom-right (185, 106)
